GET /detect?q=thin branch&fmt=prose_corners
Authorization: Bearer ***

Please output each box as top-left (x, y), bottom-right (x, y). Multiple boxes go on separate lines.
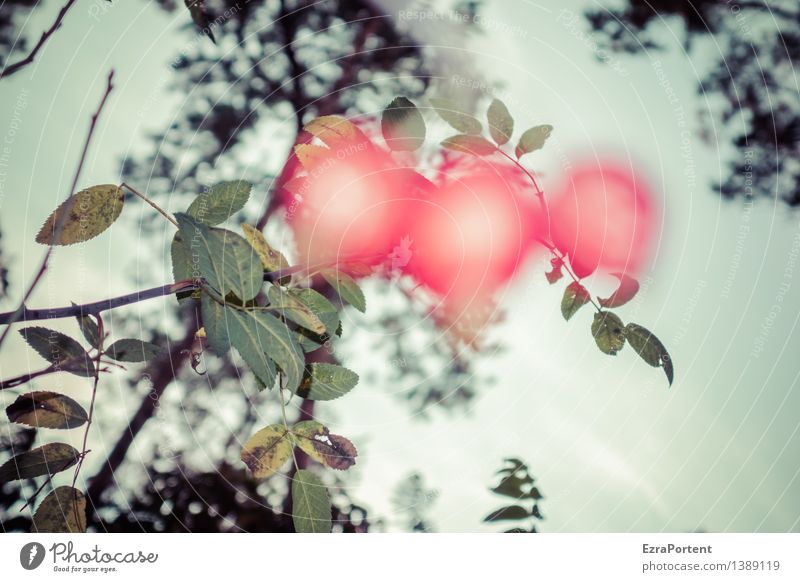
top-left (0, 254), bottom-right (379, 326)
top-left (496, 147), bottom-right (602, 312)
top-left (0, 0), bottom-right (78, 80)
top-left (0, 70), bottom-right (115, 347)
top-left (72, 314), bottom-right (104, 492)
top-left (121, 183), bottom-right (179, 227)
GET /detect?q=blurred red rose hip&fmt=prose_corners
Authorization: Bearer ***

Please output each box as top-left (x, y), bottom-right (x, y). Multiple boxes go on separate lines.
top-left (548, 161), bottom-right (657, 279)
top-left (407, 168), bottom-right (538, 305)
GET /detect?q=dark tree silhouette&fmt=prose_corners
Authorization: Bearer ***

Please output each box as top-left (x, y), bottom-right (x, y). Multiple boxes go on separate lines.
top-left (585, 0), bottom-right (800, 205)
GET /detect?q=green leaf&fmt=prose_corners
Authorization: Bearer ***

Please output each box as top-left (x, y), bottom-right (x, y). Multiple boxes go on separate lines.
top-left (175, 213), bottom-right (263, 301)
top-left (591, 311), bottom-right (626, 355)
top-left (515, 125), bottom-right (553, 159)
top-left (625, 323), bottom-right (674, 386)
top-left (6, 391), bottom-right (88, 429)
top-left (240, 425), bottom-right (292, 479)
top-left (106, 339), bottom-right (163, 362)
top-left (74, 310), bottom-right (101, 349)
top-left (289, 288), bottom-right (339, 335)
top-left (441, 134), bottom-right (497, 156)
top-left (267, 285), bottom-right (326, 335)
top-left (187, 180), bottom-right (251, 225)
top-left (292, 469), bottom-right (332, 533)
top-left (381, 96), bottom-right (426, 151)
top-left (0, 443), bottom-right (80, 483)
top-left (487, 98), bottom-right (514, 145)
top-left (561, 281), bottom-right (591, 321)
top-left (35, 184), bottom-right (124, 245)
top-left (296, 363), bottom-right (359, 401)
top-left (483, 505), bottom-right (529, 522)
top-left (241, 224), bottom-right (290, 280)
top-left (598, 273), bottom-right (640, 308)
top-left (201, 294), bottom-right (231, 355)
top-left (19, 327), bottom-right (94, 377)
top-left (321, 269), bottom-right (366, 313)
top-left (429, 97), bottom-right (482, 134)
top-left (291, 420), bottom-right (358, 470)
top-left (226, 306), bottom-right (304, 391)
top-left (32, 486), bottom-right (87, 533)
top-left (170, 232), bottom-right (200, 302)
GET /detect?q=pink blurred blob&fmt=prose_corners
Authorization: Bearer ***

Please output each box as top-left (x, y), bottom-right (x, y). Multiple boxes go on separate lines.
top-left (548, 160), bottom-right (658, 279)
top-left (407, 166), bottom-right (539, 306)
top-left (290, 147), bottom-right (424, 270)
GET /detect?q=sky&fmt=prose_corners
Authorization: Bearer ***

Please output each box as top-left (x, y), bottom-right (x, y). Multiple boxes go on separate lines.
top-left (0, 0), bottom-right (799, 532)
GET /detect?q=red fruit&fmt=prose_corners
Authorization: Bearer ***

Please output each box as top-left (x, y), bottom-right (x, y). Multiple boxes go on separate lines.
top-left (549, 161), bottom-right (657, 278)
top-left (407, 169), bottom-right (538, 305)
top-left (289, 148), bottom-right (422, 269)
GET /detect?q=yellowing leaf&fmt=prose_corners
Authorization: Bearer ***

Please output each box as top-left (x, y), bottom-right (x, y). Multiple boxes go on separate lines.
top-left (240, 425), bottom-right (292, 479)
top-left (0, 443), bottom-right (79, 483)
top-left (6, 391), bottom-right (87, 429)
top-left (294, 143), bottom-right (331, 172)
top-left (36, 184), bottom-right (124, 245)
top-left (267, 285), bottom-right (326, 335)
top-left (32, 486), bottom-right (86, 533)
top-left (303, 115), bottom-right (365, 148)
top-left (241, 224), bottom-right (290, 276)
top-left (292, 469), bottom-right (331, 533)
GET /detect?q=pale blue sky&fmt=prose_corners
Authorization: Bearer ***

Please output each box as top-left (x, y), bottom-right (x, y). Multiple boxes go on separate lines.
top-left (0, 0), bottom-right (798, 532)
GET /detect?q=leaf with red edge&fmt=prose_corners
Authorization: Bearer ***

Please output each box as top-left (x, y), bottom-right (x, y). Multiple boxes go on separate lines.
top-left (598, 273), bottom-right (640, 308)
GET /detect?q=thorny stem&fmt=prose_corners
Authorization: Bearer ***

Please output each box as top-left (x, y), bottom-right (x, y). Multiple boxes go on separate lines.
top-left (0, 255), bottom-right (382, 326)
top-left (121, 183), bottom-right (179, 228)
top-left (497, 147), bottom-right (603, 312)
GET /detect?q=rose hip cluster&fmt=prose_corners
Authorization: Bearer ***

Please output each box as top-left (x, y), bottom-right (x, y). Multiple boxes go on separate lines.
top-left (287, 121), bottom-right (655, 311)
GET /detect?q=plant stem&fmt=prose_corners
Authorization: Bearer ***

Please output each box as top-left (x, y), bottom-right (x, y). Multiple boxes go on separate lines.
top-left (497, 147), bottom-right (602, 312)
top-left (121, 183), bottom-right (179, 228)
top-left (72, 315), bottom-right (103, 491)
top-left (0, 0), bottom-right (78, 80)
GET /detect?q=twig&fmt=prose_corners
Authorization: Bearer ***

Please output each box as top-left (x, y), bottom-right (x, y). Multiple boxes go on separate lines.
top-left (0, 70), bottom-right (115, 348)
top-left (496, 147), bottom-right (602, 312)
top-left (72, 315), bottom-right (104, 527)
top-left (0, 254), bottom-right (379, 325)
top-left (121, 183), bottom-right (179, 227)
top-left (0, 0), bottom-right (78, 80)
